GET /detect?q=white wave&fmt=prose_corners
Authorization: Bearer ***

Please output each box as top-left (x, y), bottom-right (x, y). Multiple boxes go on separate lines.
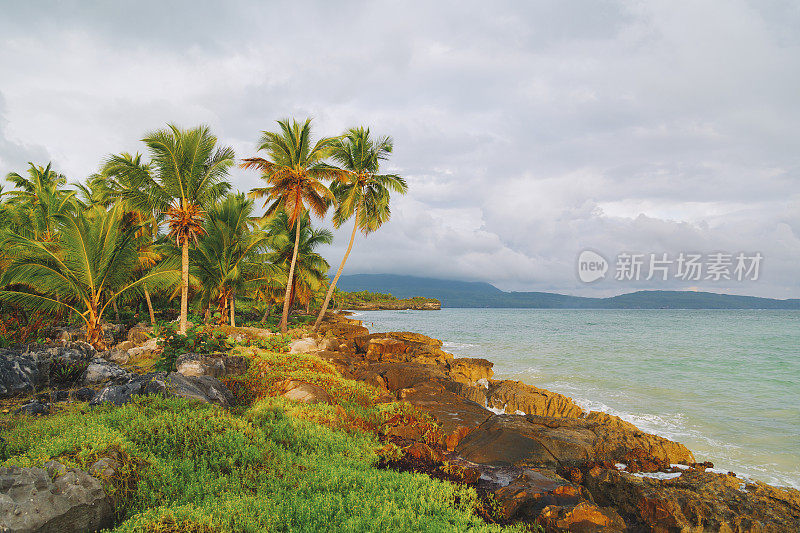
top-left (633, 472), bottom-right (682, 480)
top-left (443, 341), bottom-right (478, 349)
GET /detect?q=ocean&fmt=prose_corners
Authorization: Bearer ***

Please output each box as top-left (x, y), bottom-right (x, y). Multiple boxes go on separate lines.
top-left (351, 308), bottom-right (800, 489)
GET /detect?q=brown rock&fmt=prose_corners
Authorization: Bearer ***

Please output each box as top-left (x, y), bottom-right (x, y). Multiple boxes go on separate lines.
top-left (492, 468), bottom-right (586, 521)
top-left (536, 501), bottom-right (626, 532)
top-left (486, 380), bottom-right (584, 418)
top-left (127, 326), bottom-right (150, 345)
top-left (362, 362), bottom-right (450, 392)
top-left (399, 381), bottom-right (492, 437)
top-left (583, 467), bottom-right (800, 532)
top-left (448, 357), bottom-right (494, 385)
top-left (403, 442), bottom-right (444, 463)
top-left (456, 413), bottom-right (694, 469)
top-left (276, 380), bottom-right (333, 405)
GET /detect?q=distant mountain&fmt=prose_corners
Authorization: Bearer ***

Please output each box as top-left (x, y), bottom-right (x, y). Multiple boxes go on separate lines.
top-left (336, 274), bottom-right (800, 309)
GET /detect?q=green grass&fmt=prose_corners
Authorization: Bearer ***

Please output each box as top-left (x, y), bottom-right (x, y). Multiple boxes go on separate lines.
top-left (1, 394), bottom-right (515, 532)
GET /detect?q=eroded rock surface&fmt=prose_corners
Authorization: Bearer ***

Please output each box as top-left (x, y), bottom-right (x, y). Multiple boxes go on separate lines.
top-left (0, 463), bottom-right (113, 533)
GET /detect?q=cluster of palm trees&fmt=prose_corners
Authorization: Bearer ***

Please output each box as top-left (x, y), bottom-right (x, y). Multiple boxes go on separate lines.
top-left (0, 119), bottom-right (407, 348)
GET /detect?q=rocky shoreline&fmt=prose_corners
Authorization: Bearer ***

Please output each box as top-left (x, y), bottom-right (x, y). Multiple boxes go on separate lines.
top-left (0, 313), bottom-right (798, 531)
top-left (309, 312), bottom-right (800, 532)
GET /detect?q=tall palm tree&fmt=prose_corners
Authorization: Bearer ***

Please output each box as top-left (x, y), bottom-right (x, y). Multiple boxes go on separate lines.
top-left (313, 127), bottom-right (407, 331)
top-left (104, 127), bottom-right (234, 334)
top-left (241, 118), bottom-right (339, 333)
top-left (0, 203), bottom-right (180, 349)
top-left (191, 193), bottom-right (271, 327)
top-left (264, 210), bottom-right (332, 317)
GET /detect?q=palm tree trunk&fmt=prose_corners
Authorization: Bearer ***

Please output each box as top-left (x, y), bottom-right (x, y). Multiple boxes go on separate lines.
top-left (86, 307), bottom-right (106, 350)
top-left (314, 206), bottom-right (359, 332)
top-left (112, 298), bottom-right (120, 323)
top-left (279, 219), bottom-right (302, 334)
top-left (179, 238), bottom-right (189, 334)
top-left (230, 294), bottom-right (236, 327)
top-left (144, 286), bottom-right (155, 326)
top-left (261, 301), bottom-right (272, 323)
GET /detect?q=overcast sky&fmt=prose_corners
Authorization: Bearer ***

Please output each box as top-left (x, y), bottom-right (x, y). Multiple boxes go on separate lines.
top-left (1, 0), bottom-right (798, 298)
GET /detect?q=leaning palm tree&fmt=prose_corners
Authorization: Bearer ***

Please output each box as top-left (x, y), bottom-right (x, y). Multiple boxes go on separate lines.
top-left (0, 203), bottom-right (180, 349)
top-left (241, 118), bottom-right (339, 333)
top-left (104, 127), bottom-right (234, 334)
top-left (312, 127), bottom-right (408, 331)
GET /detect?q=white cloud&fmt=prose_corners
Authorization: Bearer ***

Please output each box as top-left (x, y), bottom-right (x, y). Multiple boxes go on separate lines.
top-left (0, 0), bottom-right (798, 297)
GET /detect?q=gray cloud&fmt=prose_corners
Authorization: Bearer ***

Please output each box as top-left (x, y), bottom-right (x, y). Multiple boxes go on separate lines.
top-left (0, 0), bottom-right (798, 297)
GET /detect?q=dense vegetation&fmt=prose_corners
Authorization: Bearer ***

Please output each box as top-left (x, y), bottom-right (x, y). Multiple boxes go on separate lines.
top-left (0, 350), bottom-right (513, 532)
top-left (335, 290), bottom-right (440, 309)
top-left (0, 119), bottom-right (408, 347)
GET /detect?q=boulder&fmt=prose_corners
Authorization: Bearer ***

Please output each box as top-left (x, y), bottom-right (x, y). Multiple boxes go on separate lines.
top-left (491, 468), bottom-right (587, 521)
top-left (0, 351), bottom-right (38, 398)
top-left (126, 326), bottom-right (150, 345)
top-left (72, 387), bottom-right (96, 403)
top-left (13, 401), bottom-right (50, 416)
top-left (126, 338), bottom-right (159, 359)
top-left (353, 332), bottom-right (452, 365)
top-left (455, 414), bottom-right (694, 469)
top-left (0, 464), bottom-right (113, 533)
top-left (141, 372), bottom-right (236, 407)
top-left (277, 380), bottom-right (333, 404)
top-left (104, 348), bottom-right (129, 365)
top-left (582, 466), bottom-right (800, 532)
top-left (90, 372), bottom-right (235, 408)
top-left (485, 380), bottom-right (584, 418)
top-left (448, 358), bottom-right (494, 385)
top-left (289, 337), bottom-right (318, 354)
top-left (316, 338), bottom-right (339, 352)
top-left (114, 341), bottom-right (135, 352)
top-left (82, 359), bottom-right (130, 386)
top-left (357, 362), bottom-right (450, 392)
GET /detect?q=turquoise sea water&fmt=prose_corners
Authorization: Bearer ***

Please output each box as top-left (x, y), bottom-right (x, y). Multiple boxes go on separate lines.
top-left (352, 309), bottom-right (800, 488)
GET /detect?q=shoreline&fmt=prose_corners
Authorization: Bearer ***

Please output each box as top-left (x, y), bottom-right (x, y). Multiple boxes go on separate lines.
top-left (314, 310), bottom-right (800, 529)
top-left (350, 307), bottom-right (800, 491)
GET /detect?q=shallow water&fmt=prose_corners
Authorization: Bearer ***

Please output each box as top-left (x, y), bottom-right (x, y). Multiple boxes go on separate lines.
top-left (353, 308), bottom-right (800, 488)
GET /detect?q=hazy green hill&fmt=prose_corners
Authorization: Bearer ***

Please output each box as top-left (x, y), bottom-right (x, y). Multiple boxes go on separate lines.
top-left (336, 274), bottom-right (800, 309)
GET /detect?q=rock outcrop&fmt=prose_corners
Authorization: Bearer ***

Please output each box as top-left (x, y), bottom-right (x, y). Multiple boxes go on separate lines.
top-left (0, 463), bottom-right (113, 533)
top-left (175, 353), bottom-right (249, 378)
top-left (90, 372), bottom-right (235, 408)
top-left (0, 351), bottom-right (38, 398)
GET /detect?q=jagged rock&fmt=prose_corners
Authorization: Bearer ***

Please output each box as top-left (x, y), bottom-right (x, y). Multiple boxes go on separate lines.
top-left (353, 332), bottom-right (452, 365)
top-left (82, 359), bottom-right (130, 386)
top-left (114, 341), bottom-right (135, 352)
top-left (316, 338), bottom-right (339, 351)
top-left (582, 466), bottom-right (800, 532)
top-left (536, 501), bottom-right (626, 532)
top-left (444, 381), bottom-right (488, 406)
top-left (175, 353), bottom-right (249, 378)
top-left (486, 380), bottom-right (584, 418)
top-left (277, 380), bottom-right (332, 404)
top-left (89, 378), bottom-right (144, 406)
top-left (448, 358), bottom-right (494, 385)
top-left (399, 380), bottom-right (492, 438)
top-left (456, 414), bottom-right (694, 469)
top-left (318, 322), bottom-right (369, 342)
top-left (0, 464), bottom-right (113, 533)
top-left (0, 351), bottom-right (38, 398)
top-left (289, 337), bottom-right (318, 354)
top-left (491, 468), bottom-right (587, 521)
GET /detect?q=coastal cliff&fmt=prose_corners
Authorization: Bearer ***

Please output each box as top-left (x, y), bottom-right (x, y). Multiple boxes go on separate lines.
top-left (311, 312), bottom-right (800, 532)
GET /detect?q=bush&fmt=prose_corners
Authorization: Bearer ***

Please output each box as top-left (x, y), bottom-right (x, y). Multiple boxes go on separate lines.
top-left (154, 324), bottom-right (235, 372)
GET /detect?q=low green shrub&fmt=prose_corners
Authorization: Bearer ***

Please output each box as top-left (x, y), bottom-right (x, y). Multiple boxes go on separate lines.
top-left (1, 396), bottom-right (514, 532)
top-left (154, 324), bottom-right (234, 371)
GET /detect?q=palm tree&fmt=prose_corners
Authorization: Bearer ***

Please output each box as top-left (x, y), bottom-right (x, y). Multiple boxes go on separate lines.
top-left (312, 127), bottom-right (408, 331)
top-left (191, 193), bottom-right (271, 327)
top-left (264, 210), bottom-right (332, 317)
top-left (104, 127), bottom-right (234, 334)
top-left (241, 118), bottom-right (339, 333)
top-left (0, 203), bottom-right (180, 349)
top-left (5, 163), bottom-right (77, 241)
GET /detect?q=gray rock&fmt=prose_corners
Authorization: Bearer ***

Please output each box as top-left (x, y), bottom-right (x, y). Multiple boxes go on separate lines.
top-left (126, 326), bottom-right (150, 345)
top-left (175, 353), bottom-right (249, 378)
top-left (72, 388), bottom-right (96, 402)
top-left (0, 464), bottom-right (113, 533)
top-left (142, 372), bottom-right (236, 407)
top-left (13, 401), bottom-right (49, 416)
top-left (289, 337), bottom-right (317, 354)
top-left (90, 372), bottom-right (235, 408)
top-left (82, 359), bottom-right (130, 386)
top-left (0, 351), bottom-right (38, 398)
